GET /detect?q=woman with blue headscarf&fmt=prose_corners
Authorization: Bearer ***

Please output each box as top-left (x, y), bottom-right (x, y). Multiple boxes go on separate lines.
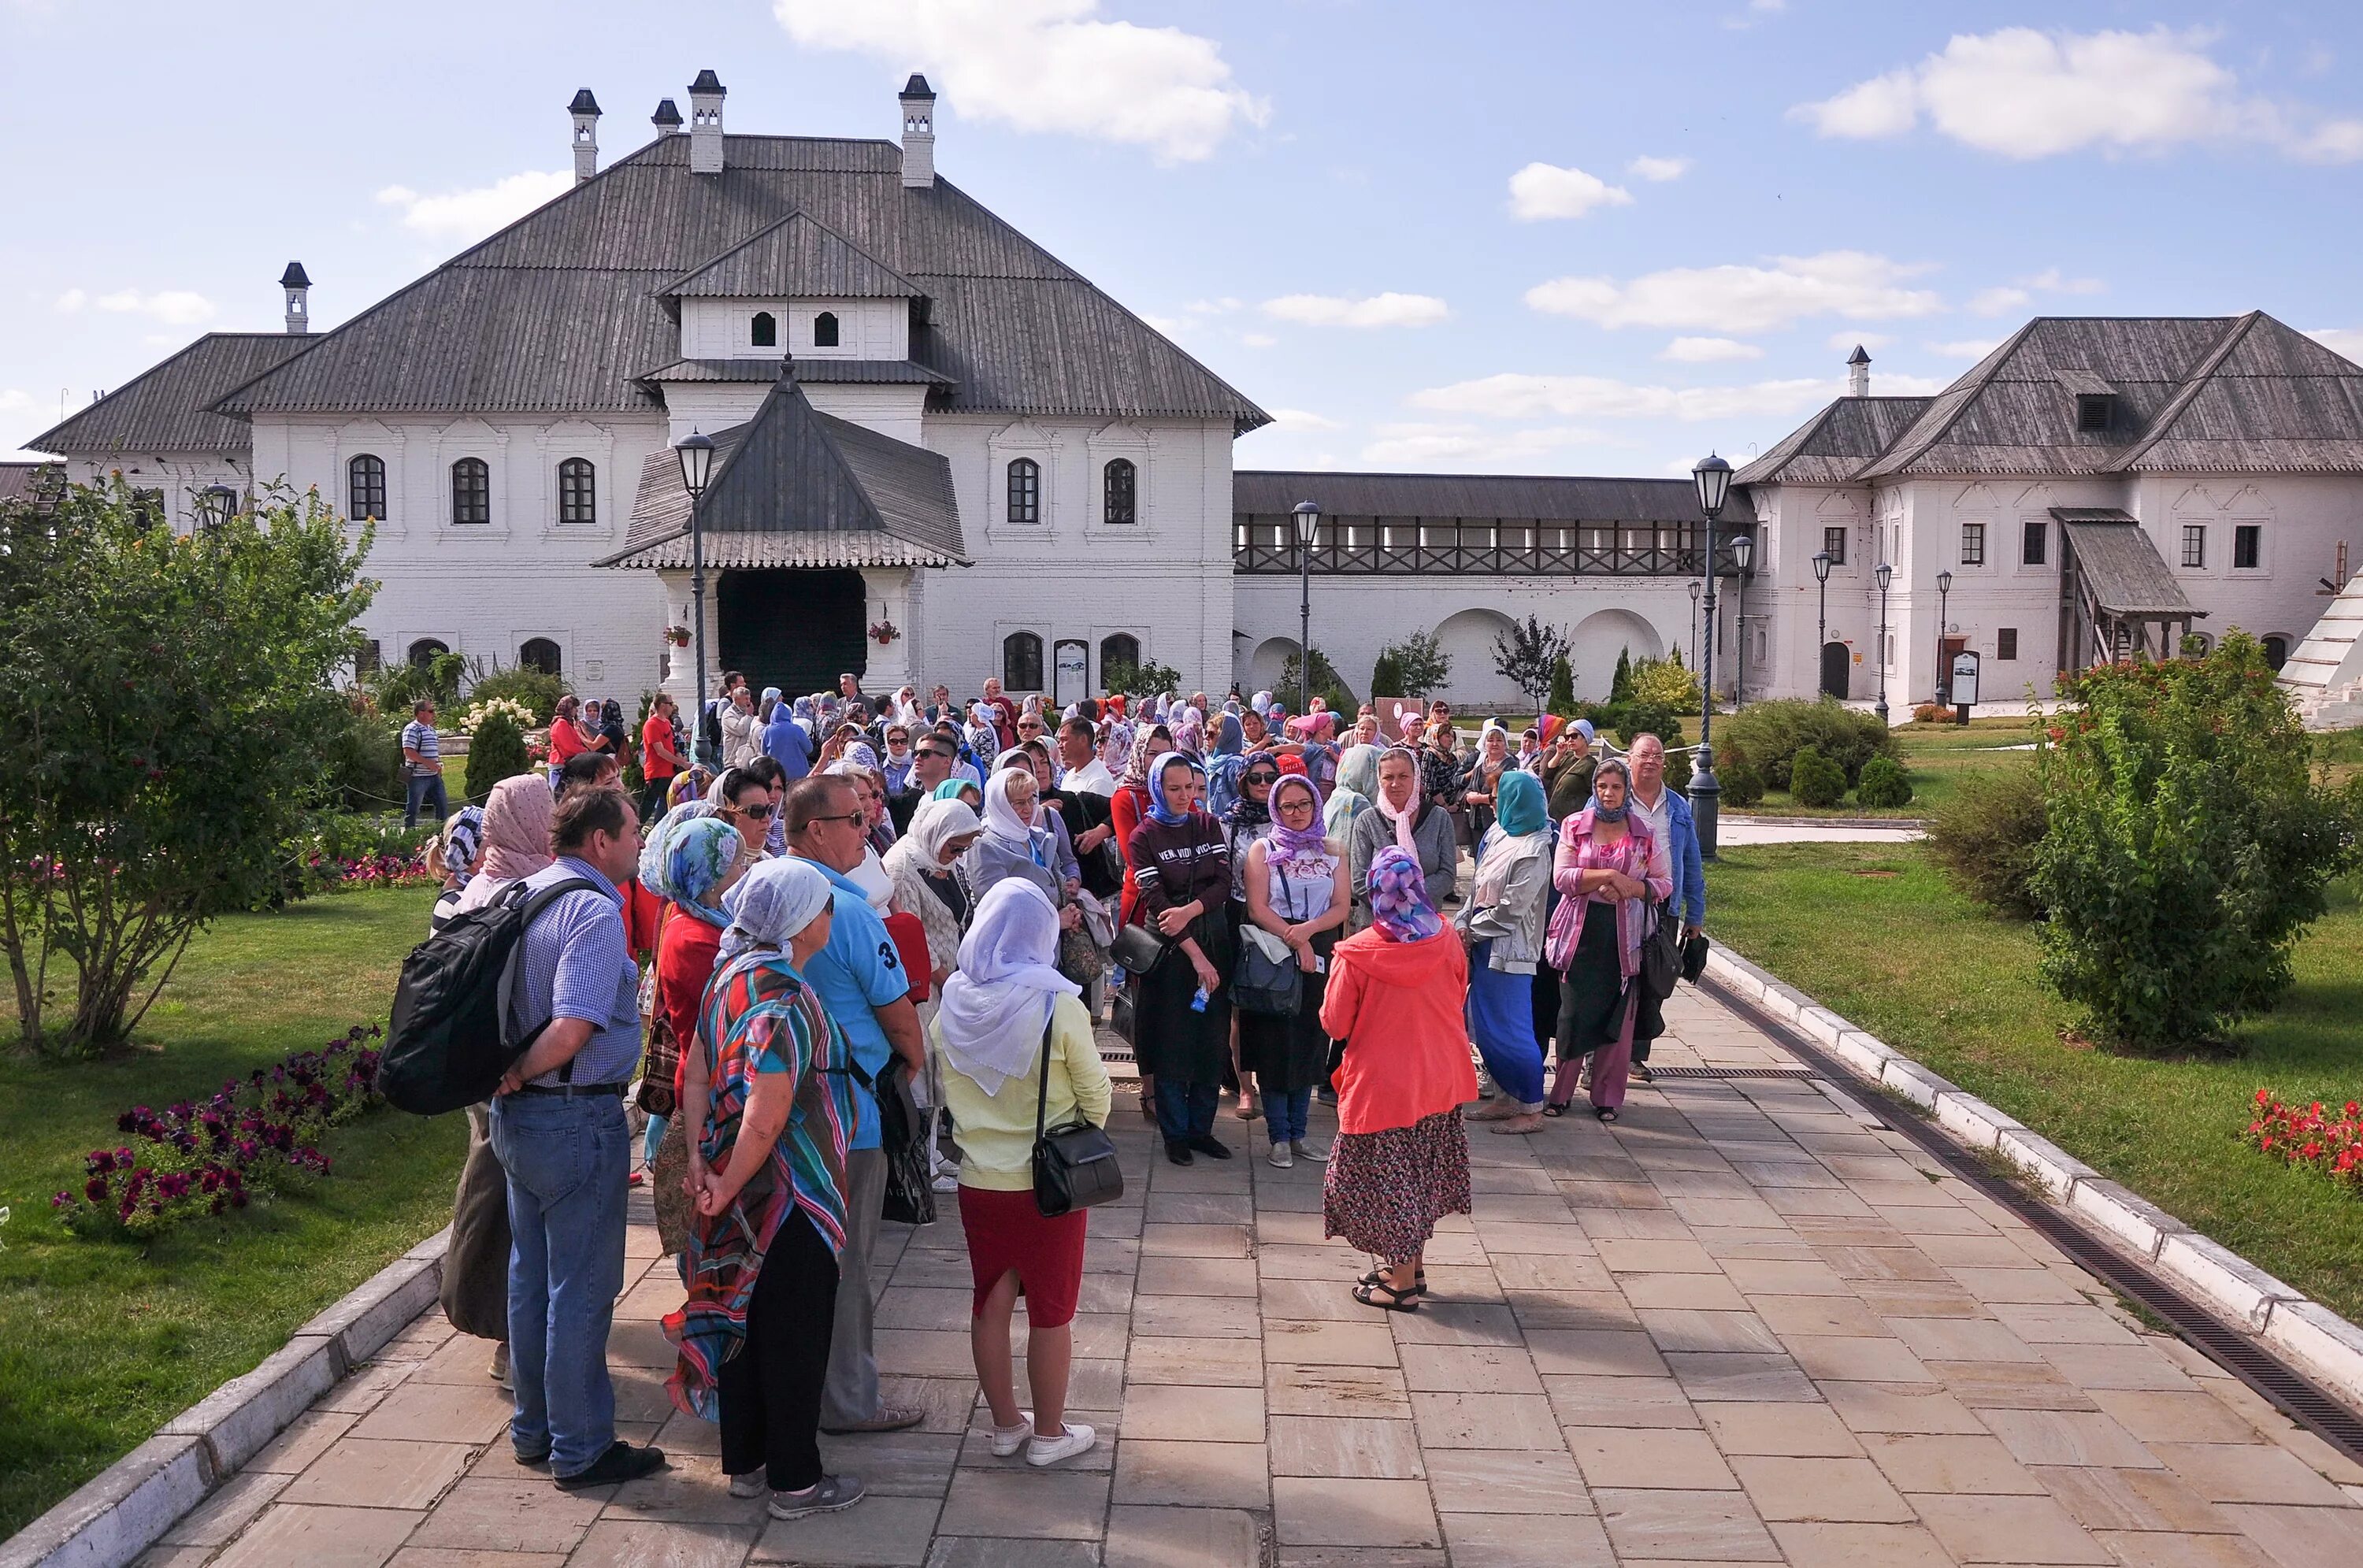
top-left (640, 813), bottom-right (755, 1241)
top-left (1124, 750), bottom-right (1235, 1165)
top-left (1204, 712), bottom-right (1247, 823)
top-left (1454, 769), bottom-right (1552, 1135)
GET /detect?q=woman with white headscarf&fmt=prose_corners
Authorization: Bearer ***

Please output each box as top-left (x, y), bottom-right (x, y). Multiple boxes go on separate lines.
top-left (882, 799), bottom-right (985, 994)
top-left (667, 858), bottom-right (866, 1519)
top-left (929, 879), bottom-right (1108, 1469)
top-left (960, 766), bottom-right (1082, 934)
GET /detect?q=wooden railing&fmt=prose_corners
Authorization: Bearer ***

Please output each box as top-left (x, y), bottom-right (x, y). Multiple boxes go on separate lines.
top-left (1231, 517), bottom-right (1750, 577)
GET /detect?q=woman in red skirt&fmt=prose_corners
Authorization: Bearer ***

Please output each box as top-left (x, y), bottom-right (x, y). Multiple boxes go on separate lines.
top-left (929, 878), bottom-right (1112, 1466)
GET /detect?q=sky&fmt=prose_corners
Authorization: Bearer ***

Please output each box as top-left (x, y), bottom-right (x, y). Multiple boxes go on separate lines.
top-left (6, 1), bottom-right (2363, 475)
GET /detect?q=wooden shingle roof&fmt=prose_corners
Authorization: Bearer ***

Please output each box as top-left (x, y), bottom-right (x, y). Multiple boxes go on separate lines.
top-left (31, 333), bottom-right (316, 455)
top-left (1234, 470), bottom-right (1728, 523)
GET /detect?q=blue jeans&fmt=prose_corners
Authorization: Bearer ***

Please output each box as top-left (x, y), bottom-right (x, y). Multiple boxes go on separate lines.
top-left (405, 771), bottom-right (448, 831)
top-left (490, 1091), bottom-right (629, 1477)
top-left (1266, 1088), bottom-right (1312, 1144)
top-left (1155, 1078), bottom-right (1219, 1144)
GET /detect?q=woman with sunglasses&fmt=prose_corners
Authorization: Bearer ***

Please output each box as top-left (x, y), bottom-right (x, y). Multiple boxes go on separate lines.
top-left (715, 767), bottom-right (778, 860)
top-left (1240, 774), bottom-right (1348, 1166)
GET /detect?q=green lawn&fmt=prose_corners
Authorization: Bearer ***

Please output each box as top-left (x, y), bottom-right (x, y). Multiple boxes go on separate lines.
top-left (1732, 714), bottom-right (2035, 820)
top-left (0, 888), bottom-right (461, 1537)
top-left (1705, 843), bottom-right (2363, 1322)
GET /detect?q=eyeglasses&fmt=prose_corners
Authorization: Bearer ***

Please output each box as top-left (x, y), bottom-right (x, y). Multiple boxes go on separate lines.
top-left (808, 810), bottom-right (866, 828)
top-left (729, 802), bottom-right (774, 821)
top-left (1244, 772), bottom-right (1278, 786)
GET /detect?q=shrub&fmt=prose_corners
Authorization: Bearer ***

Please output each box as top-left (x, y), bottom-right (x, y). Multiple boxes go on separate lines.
top-left (1790, 745), bottom-right (1848, 807)
top-left (1375, 632), bottom-right (1451, 699)
top-left (466, 711), bottom-right (532, 801)
top-left (1369, 651), bottom-right (1405, 699)
top-left (463, 665), bottom-right (568, 724)
top-left (1925, 763), bottom-right (2046, 920)
top-left (1609, 647), bottom-right (1634, 704)
top-left (2033, 633), bottom-right (2363, 1050)
top-left (1855, 755), bottom-right (1915, 808)
top-left (1632, 651), bottom-right (1700, 710)
top-left (1615, 702), bottom-right (1682, 751)
top-left (1719, 697), bottom-right (1898, 788)
top-left (1718, 747), bottom-right (1764, 806)
top-left (1280, 647), bottom-right (1357, 715)
top-left (1547, 652), bottom-right (1575, 717)
top-left (1912, 702), bottom-right (1958, 725)
top-left (322, 699), bottom-right (407, 814)
top-left (1664, 747), bottom-right (1693, 792)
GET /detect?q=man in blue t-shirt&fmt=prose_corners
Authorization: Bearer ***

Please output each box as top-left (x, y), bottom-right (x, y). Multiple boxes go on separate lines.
top-left (784, 774), bottom-right (926, 1434)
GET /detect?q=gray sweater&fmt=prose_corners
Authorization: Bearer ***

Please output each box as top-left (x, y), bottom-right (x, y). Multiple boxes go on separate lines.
top-left (1347, 800), bottom-right (1458, 931)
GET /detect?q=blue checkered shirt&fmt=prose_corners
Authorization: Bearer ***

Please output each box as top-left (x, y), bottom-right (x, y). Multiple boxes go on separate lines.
top-left (506, 856), bottom-right (642, 1088)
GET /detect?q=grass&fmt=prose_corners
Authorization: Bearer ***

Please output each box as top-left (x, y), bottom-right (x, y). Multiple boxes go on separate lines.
top-left (0, 888), bottom-right (461, 1537)
top-left (1734, 714), bottom-right (2035, 820)
top-left (1704, 843), bottom-right (2363, 1322)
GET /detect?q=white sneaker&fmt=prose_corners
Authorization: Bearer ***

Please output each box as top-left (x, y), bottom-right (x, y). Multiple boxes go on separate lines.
top-left (1293, 1139), bottom-right (1331, 1163)
top-left (1267, 1140), bottom-right (1293, 1169)
top-left (932, 1173), bottom-right (960, 1193)
top-left (728, 1472), bottom-right (766, 1499)
top-left (989, 1412), bottom-right (1033, 1458)
top-left (1026, 1422), bottom-right (1097, 1467)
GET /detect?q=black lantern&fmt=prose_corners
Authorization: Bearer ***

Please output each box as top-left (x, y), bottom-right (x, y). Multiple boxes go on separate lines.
top-left (1935, 569), bottom-right (1954, 707)
top-left (1692, 452), bottom-right (1732, 519)
top-left (1812, 551), bottom-right (1832, 695)
top-left (1292, 500), bottom-right (1321, 716)
top-left (676, 429), bottom-right (717, 762)
top-left (1729, 533), bottom-right (1754, 710)
top-left (1873, 560), bottom-right (1895, 725)
top-left (675, 429), bottom-right (715, 499)
top-left (1812, 550), bottom-right (1831, 584)
top-left (198, 483), bottom-right (238, 528)
top-left (1689, 454), bottom-right (1733, 858)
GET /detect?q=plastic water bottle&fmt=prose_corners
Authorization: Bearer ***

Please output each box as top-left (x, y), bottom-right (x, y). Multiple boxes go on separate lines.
top-left (1189, 985), bottom-right (1210, 1013)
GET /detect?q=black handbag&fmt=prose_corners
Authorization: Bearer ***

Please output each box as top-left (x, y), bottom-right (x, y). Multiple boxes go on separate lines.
top-left (1232, 869), bottom-right (1304, 1018)
top-left (1110, 921), bottom-right (1168, 976)
top-left (1681, 931), bottom-right (1709, 983)
top-left (1641, 899), bottom-right (1681, 1002)
top-left (873, 1055), bottom-right (937, 1227)
top-left (1031, 1019), bottom-right (1125, 1218)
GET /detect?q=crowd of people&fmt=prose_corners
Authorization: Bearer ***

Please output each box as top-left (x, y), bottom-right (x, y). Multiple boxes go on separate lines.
top-left (414, 672), bottom-right (1707, 1520)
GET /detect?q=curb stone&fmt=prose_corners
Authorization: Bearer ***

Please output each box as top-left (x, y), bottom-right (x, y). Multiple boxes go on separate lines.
top-left (0, 1229), bottom-right (450, 1568)
top-left (1698, 940), bottom-right (2363, 1418)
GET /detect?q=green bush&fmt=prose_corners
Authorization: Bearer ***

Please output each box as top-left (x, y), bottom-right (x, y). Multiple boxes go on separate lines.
top-left (1369, 651), bottom-right (1405, 699)
top-left (1632, 650), bottom-right (1700, 710)
top-left (1280, 647), bottom-right (1358, 716)
top-left (1616, 703), bottom-right (1682, 751)
top-left (1664, 746), bottom-right (1693, 792)
top-left (368, 649), bottom-right (464, 715)
top-left (1718, 747), bottom-right (1764, 806)
top-left (1854, 755), bottom-right (1915, 809)
top-left (464, 665), bottom-right (568, 724)
top-left (1375, 631), bottom-right (1451, 699)
top-left (1927, 762), bottom-right (2046, 920)
top-left (2032, 633), bottom-right (2363, 1049)
top-left (465, 712), bottom-right (532, 802)
top-left (1547, 652), bottom-right (1575, 716)
top-left (1790, 745), bottom-right (1848, 807)
top-left (321, 699), bottom-right (407, 814)
top-left (1719, 697), bottom-right (1898, 788)
top-left (1609, 647), bottom-right (1634, 704)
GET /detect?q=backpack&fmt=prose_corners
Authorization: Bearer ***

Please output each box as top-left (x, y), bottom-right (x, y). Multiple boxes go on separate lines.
top-left (381, 877), bottom-right (599, 1114)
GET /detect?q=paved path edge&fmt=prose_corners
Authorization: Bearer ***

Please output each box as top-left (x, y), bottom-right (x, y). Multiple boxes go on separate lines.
top-left (1702, 940), bottom-right (2363, 1414)
top-left (0, 1225), bottom-right (451, 1568)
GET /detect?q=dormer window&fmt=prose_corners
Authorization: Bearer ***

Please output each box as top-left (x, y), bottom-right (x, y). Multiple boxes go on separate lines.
top-left (751, 311), bottom-right (777, 349)
top-left (2076, 393), bottom-right (2113, 432)
top-left (813, 311), bottom-right (840, 348)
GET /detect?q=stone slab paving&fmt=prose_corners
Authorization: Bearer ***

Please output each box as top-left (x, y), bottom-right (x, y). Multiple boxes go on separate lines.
top-left (138, 987), bottom-right (2363, 1566)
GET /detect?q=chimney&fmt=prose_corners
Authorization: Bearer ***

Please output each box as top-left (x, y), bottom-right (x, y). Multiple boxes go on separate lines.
top-left (1846, 343), bottom-right (1871, 398)
top-left (280, 261), bottom-right (311, 335)
top-left (900, 73), bottom-right (937, 189)
top-left (688, 69), bottom-right (725, 176)
top-left (651, 98), bottom-right (683, 137)
top-left (569, 89), bottom-right (601, 183)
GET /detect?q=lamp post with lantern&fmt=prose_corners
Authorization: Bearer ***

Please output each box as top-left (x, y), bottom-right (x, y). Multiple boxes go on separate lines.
top-left (1874, 559), bottom-right (1894, 727)
top-left (197, 483), bottom-right (239, 529)
top-left (1811, 550), bottom-right (1831, 697)
top-left (1689, 578), bottom-right (1702, 670)
top-left (1293, 499), bottom-right (1321, 717)
top-left (1689, 454), bottom-right (1732, 859)
top-left (1730, 532), bottom-right (1754, 710)
top-left (1934, 568), bottom-right (1953, 711)
top-left (675, 429), bottom-right (716, 763)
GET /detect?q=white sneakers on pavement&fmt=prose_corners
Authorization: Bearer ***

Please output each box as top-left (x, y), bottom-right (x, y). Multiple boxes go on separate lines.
top-left (1026, 1422), bottom-right (1097, 1467)
top-left (989, 1413), bottom-right (1033, 1458)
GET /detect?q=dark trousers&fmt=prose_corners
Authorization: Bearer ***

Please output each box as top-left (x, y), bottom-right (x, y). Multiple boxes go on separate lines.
top-left (640, 774), bottom-right (674, 825)
top-left (405, 771), bottom-right (448, 831)
top-left (718, 1211), bottom-right (840, 1493)
top-left (1155, 1078), bottom-right (1220, 1144)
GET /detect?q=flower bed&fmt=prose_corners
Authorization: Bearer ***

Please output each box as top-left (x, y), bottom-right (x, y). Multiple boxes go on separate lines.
top-left (2246, 1088), bottom-right (2363, 1191)
top-left (51, 1025), bottom-right (388, 1236)
top-left (302, 848), bottom-right (437, 892)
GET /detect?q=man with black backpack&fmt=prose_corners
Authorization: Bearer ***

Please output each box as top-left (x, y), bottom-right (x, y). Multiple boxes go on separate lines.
top-left (486, 786), bottom-right (669, 1492)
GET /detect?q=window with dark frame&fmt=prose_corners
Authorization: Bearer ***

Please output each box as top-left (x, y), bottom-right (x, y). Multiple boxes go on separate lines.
top-left (2181, 524), bottom-right (2206, 569)
top-left (2263, 635), bottom-right (2290, 670)
top-left (1998, 628), bottom-right (2019, 661)
top-left (812, 311), bottom-right (839, 347)
top-left (2022, 519), bottom-right (2046, 565)
top-left (1007, 457), bottom-right (1041, 525)
top-left (558, 458), bottom-right (596, 526)
top-left (2234, 524), bottom-right (2262, 569)
top-left (1961, 521), bottom-right (1986, 566)
top-left (1099, 632), bottom-right (1141, 678)
top-left (358, 639), bottom-right (383, 676)
top-left (347, 454), bottom-right (387, 521)
top-left (407, 637), bottom-right (449, 666)
top-left (1104, 458), bottom-right (1137, 525)
top-left (519, 637), bottom-right (562, 676)
top-left (450, 458), bottom-right (490, 525)
top-left (1822, 525), bottom-right (1846, 565)
top-left (1002, 630), bottom-right (1044, 691)
top-left (751, 311), bottom-right (777, 348)
top-left (2076, 393), bottom-right (2113, 431)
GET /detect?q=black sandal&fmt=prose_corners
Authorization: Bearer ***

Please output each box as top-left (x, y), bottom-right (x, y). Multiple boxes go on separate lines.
top-left (1354, 1278), bottom-right (1422, 1312)
top-left (1595, 1106), bottom-right (1619, 1124)
top-left (1540, 1104), bottom-right (1568, 1118)
top-left (1358, 1266), bottom-right (1426, 1295)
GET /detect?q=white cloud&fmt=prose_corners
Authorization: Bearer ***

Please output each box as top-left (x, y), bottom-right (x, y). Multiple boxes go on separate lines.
top-left (1411, 373), bottom-right (1836, 423)
top-left (1927, 338), bottom-right (2003, 359)
top-left (1525, 250), bottom-right (1942, 334)
top-left (1627, 154), bottom-right (1691, 182)
top-left (1239, 332), bottom-right (1277, 349)
top-left (53, 288), bottom-right (86, 313)
top-left (774, 0), bottom-right (1266, 164)
top-left (1877, 373), bottom-right (1955, 395)
top-left (1794, 27), bottom-right (2363, 163)
top-left (2307, 328), bottom-right (2363, 363)
top-left (1971, 267), bottom-right (2105, 315)
top-left (82, 288), bottom-right (216, 326)
top-left (1660, 336), bottom-right (1762, 363)
top-left (1262, 292), bottom-right (1451, 329)
top-left (376, 170), bottom-right (572, 241)
top-left (1507, 161), bottom-right (1634, 221)
top-left (1138, 313), bottom-right (1191, 339)
top-left (1829, 330), bottom-right (1895, 351)
top-left (1271, 407), bottom-right (1345, 432)
top-left (1968, 286), bottom-right (2030, 317)
top-left (1359, 421), bottom-right (1610, 467)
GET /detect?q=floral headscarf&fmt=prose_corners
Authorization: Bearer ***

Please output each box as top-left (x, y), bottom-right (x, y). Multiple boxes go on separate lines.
top-left (641, 814), bottom-right (743, 929)
top-left (1367, 846), bottom-right (1442, 943)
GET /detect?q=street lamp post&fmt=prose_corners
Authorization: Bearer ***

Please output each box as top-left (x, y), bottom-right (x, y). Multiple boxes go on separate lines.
top-left (1293, 499), bottom-right (1321, 717)
top-left (1874, 559), bottom-right (1894, 727)
top-left (1811, 550), bottom-right (1831, 698)
top-left (197, 483), bottom-right (238, 529)
top-left (675, 429), bottom-right (716, 765)
top-left (1688, 579), bottom-right (1702, 670)
top-left (1690, 454), bottom-right (1732, 860)
top-left (1730, 532), bottom-right (1754, 710)
top-left (1934, 568), bottom-right (1953, 711)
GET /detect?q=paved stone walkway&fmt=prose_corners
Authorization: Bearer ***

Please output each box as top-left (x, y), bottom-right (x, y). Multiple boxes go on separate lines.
top-left (139, 987), bottom-right (2363, 1567)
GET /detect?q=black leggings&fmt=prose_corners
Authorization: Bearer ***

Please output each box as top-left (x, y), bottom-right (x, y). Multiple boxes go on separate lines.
top-left (718, 1210), bottom-right (840, 1492)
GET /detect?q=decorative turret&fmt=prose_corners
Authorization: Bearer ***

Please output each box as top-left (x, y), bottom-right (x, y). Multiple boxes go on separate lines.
top-left (900, 74), bottom-right (937, 189)
top-left (280, 261), bottom-right (311, 335)
top-left (651, 98), bottom-right (683, 136)
top-left (1847, 343), bottom-right (1871, 398)
top-left (569, 89), bottom-right (601, 183)
top-left (688, 69), bottom-right (725, 176)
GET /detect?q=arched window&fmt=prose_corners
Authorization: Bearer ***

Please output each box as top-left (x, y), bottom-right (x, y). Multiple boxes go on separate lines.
top-left (1007, 458), bottom-right (1041, 526)
top-left (2263, 634), bottom-right (2291, 671)
top-left (347, 454), bottom-right (387, 521)
top-left (450, 458), bottom-right (490, 525)
top-left (406, 637), bottom-right (449, 667)
top-left (1003, 631), bottom-right (1044, 692)
top-left (751, 311), bottom-right (777, 348)
top-left (557, 457), bottom-right (595, 526)
top-left (519, 637), bottom-right (562, 676)
top-left (813, 311), bottom-right (840, 348)
top-left (1098, 633), bottom-right (1141, 680)
top-left (1103, 458), bottom-right (1137, 525)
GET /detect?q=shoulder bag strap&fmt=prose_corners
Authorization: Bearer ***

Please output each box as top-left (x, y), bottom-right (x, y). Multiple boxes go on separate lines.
top-left (1033, 1014), bottom-right (1055, 1142)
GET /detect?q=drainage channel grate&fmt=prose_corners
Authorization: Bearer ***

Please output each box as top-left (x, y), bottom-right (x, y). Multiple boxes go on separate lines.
top-left (1646, 1066), bottom-right (1818, 1081)
top-left (1699, 973), bottom-right (2363, 1466)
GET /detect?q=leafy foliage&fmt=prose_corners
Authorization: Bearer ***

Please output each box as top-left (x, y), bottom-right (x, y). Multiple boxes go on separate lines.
top-left (1719, 697), bottom-right (1900, 788)
top-left (1609, 647), bottom-right (1634, 704)
top-left (0, 478), bottom-right (375, 1051)
top-left (462, 665), bottom-right (567, 724)
top-left (1547, 651), bottom-right (1575, 717)
top-left (320, 696), bottom-right (407, 814)
top-left (1493, 616), bottom-right (1571, 714)
top-left (1615, 703), bottom-right (1682, 751)
top-left (2032, 634), bottom-right (2363, 1050)
top-left (465, 712), bottom-right (532, 801)
top-left (1632, 649), bottom-right (1701, 710)
top-left (1280, 646), bottom-right (1358, 714)
top-left (1374, 631), bottom-right (1452, 699)
top-left (1854, 755), bottom-right (1915, 809)
top-left (1925, 763), bottom-right (2046, 920)
top-left (1104, 658), bottom-right (1183, 700)
top-left (365, 649), bottom-right (464, 715)
top-left (1789, 745), bottom-right (1848, 807)
top-left (1717, 749), bottom-right (1765, 806)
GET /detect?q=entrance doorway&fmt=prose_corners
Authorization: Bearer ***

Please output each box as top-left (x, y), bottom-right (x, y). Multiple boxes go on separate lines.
top-left (1940, 636), bottom-right (1966, 701)
top-left (718, 568), bottom-right (867, 698)
top-left (1820, 641), bottom-right (1849, 699)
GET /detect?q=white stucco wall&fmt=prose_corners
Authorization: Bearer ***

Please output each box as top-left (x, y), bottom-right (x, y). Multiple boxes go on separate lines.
top-left (677, 298), bottom-right (907, 361)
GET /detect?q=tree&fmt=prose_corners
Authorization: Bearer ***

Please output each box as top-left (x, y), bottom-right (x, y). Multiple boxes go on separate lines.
top-left (1280, 647), bottom-right (1358, 714)
top-left (1547, 651), bottom-right (1575, 716)
top-left (1377, 632), bottom-right (1452, 699)
top-left (1103, 658), bottom-right (1183, 699)
top-left (1493, 616), bottom-right (1571, 716)
top-left (1631, 649), bottom-right (1700, 710)
top-left (1609, 647), bottom-right (1634, 705)
top-left (0, 478), bottom-right (375, 1051)
top-left (465, 712), bottom-right (532, 802)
